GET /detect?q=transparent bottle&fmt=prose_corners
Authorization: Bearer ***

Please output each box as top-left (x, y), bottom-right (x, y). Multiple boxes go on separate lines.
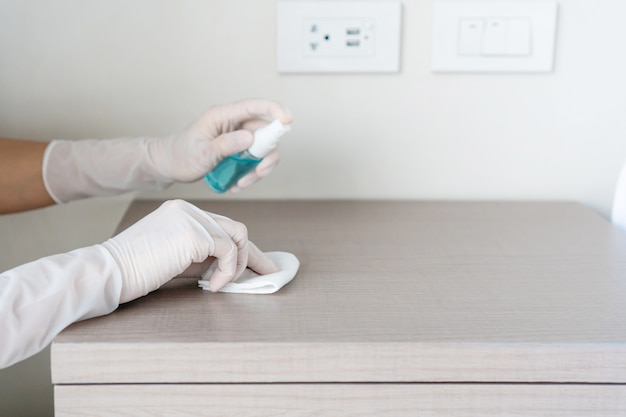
top-left (205, 120), bottom-right (291, 193)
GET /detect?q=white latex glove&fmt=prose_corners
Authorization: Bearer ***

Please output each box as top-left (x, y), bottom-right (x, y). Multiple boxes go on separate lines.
top-left (0, 199), bottom-right (277, 368)
top-left (0, 245), bottom-right (123, 368)
top-left (43, 99), bottom-right (292, 203)
top-left (103, 199), bottom-right (278, 302)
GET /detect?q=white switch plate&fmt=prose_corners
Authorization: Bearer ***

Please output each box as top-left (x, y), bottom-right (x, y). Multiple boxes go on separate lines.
top-left (432, 1), bottom-right (558, 73)
top-left (277, 1), bottom-right (402, 73)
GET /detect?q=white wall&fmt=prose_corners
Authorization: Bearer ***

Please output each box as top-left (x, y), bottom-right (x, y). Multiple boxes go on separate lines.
top-left (1, 0), bottom-right (625, 415)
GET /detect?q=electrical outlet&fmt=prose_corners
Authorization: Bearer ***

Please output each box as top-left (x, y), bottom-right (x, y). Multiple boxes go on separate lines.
top-left (303, 18), bottom-right (375, 57)
top-left (277, 1), bottom-right (402, 73)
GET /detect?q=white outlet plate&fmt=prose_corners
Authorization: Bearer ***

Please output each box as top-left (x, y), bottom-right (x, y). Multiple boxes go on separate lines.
top-left (432, 1), bottom-right (558, 73)
top-left (303, 18), bottom-right (376, 57)
top-left (277, 1), bottom-right (402, 73)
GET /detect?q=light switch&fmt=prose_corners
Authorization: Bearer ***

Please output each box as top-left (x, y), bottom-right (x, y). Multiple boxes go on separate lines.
top-left (505, 18), bottom-right (531, 56)
top-left (481, 17), bottom-right (531, 56)
top-left (433, 1), bottom-right (558, 73)
top-left (482, 18), bottom-right (508, 55)
top-left (458, 18), bottom-right (484, 55)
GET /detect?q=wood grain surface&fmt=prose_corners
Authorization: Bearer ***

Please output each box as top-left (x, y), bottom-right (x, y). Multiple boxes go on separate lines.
top-left (54, 383), bottom-right (626, 417)
top-left (52, 200), bottom-right (626, 385)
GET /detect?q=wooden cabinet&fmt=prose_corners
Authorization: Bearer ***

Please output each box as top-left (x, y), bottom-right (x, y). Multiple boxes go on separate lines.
top-left (52, 201), bottom-right (626, 416)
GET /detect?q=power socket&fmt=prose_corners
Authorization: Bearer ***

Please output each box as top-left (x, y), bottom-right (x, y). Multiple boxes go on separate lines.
top-left (277, 1), bottom-right (402, 73)
top-left (304, 18), bottom-right (375, 57)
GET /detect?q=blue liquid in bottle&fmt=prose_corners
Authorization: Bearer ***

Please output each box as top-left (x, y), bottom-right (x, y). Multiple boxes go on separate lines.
top-left (204, 119), bottom-right (291, 193)
top-left (205, 151), bottom-right (261, 193)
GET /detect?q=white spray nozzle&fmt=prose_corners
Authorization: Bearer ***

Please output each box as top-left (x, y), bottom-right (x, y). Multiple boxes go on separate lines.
top-left (247, 120), bottom-right (291, 159)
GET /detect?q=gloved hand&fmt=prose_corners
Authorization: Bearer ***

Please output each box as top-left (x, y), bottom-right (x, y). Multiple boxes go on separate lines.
top-left (103, 199), bottom-right (278, 301)
top-left (0, 199), bottom-right (277, 368)
top-left (43, 99), bottom-right (292, 203)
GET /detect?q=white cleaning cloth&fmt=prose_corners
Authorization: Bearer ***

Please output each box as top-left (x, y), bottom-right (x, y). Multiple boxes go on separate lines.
top-left (198, 251), bottom-right (300, 294)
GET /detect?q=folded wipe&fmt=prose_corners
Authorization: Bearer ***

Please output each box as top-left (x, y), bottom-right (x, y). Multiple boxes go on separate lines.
top-left (198, 251), bottom-right (300, 294)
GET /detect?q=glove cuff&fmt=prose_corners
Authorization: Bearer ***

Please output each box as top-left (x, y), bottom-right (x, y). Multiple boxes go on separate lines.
top-left (0, 244), bottom-right (123, 367)
top-left (101, 237), bottom-right (151, 304)
top-left (43, 138), bottom-right (174, 204)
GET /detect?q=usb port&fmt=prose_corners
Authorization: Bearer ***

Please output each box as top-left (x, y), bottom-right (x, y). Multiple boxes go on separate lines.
top-left (346, 40), bottom-right (360, 47)
top-left (346, 28), bottom-right (361, 35)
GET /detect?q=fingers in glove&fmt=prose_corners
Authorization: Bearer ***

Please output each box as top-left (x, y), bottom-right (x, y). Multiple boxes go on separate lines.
top-left (255, 149), bottom-right (280, 177)
top-left (164, 201), bottom-right (242, 289)
top-left (211, 129), bottom-right (254, 160)
top-left (247, 241), bottom-right (279, 275)
top-left (211, 215), bottom-right (249, 279)
top-left (207, 236), bottom-right (239, 292)
top-left (231, 149), bottom-right (280, 192)
top-left (207, 242), bottom-right (278, 291)
top-left (203, 214), bottom-right (254, 292)
top-left (240, 118), bottom-right (271, 132)
top-left (226, 99), bottom-right (292, 126)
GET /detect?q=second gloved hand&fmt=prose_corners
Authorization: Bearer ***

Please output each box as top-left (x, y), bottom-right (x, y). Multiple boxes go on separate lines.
top-left (102, 199), bottom-right (278, 302)
top-left (150, 99), bottom-right (292, 185)
top-left (43, 99), bottom-right (292, 203)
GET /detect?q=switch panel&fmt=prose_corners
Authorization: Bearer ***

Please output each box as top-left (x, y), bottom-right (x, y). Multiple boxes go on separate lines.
top-left (432, 1), bottom-right (558, 73)
top-left (277, 1), bottom-right (402, 73)
top-left (460, 17), bottom-right (531, 56)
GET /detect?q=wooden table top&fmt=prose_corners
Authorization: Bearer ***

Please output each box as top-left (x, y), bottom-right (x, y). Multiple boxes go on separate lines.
top-left (51, 200), bottom-right (626, 384)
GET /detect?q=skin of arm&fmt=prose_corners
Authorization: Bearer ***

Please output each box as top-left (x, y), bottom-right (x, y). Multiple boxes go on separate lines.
top-left (0, 138), bottom-right (55, 214)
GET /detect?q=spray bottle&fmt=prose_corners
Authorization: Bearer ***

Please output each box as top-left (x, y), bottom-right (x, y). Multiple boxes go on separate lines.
top-left (205, 120), bottom-right (291, 193)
